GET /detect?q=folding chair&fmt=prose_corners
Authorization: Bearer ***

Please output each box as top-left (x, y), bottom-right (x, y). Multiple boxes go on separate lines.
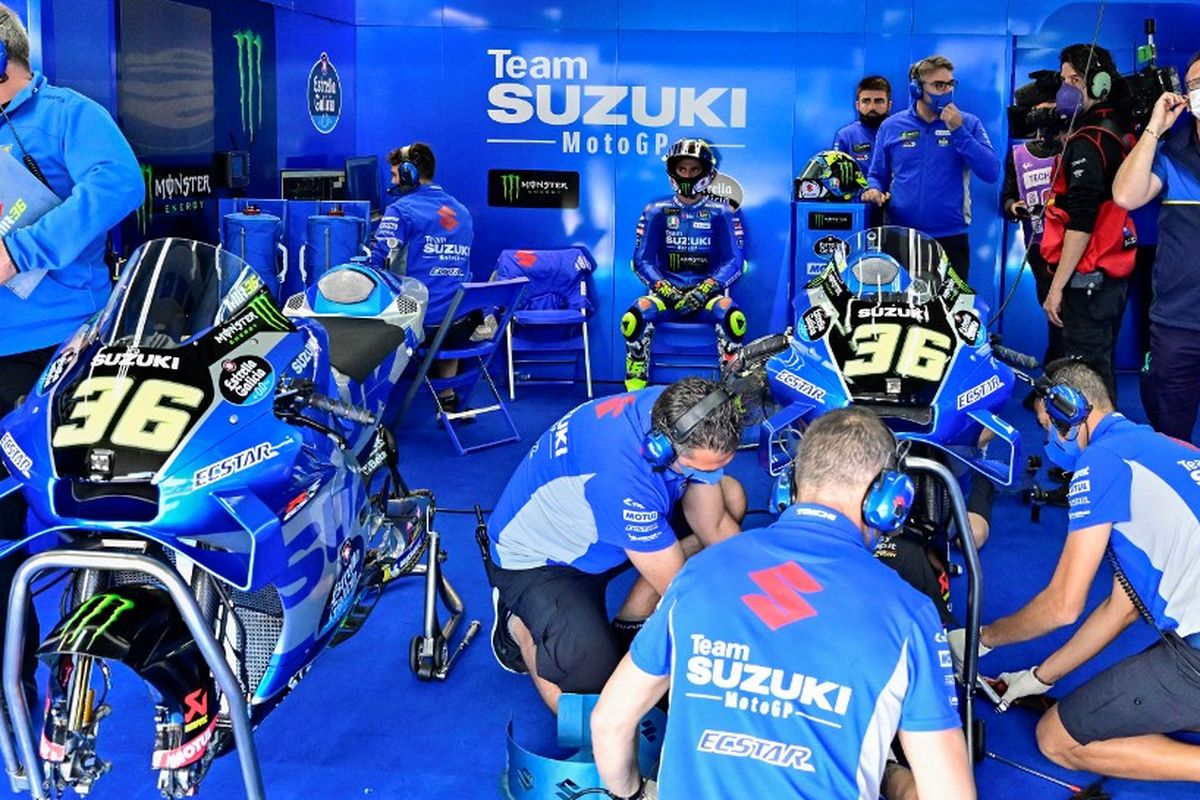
top-left (494, 247), bottom-right (595, 400)
top-left (398, 277), bottom-right (528, 455)
top-left (649, 320), bottom-right (722, 383)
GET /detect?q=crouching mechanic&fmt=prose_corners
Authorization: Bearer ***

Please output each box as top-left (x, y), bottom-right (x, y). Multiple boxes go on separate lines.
top-left (968, 359), bottom-right (1200, 781)
top-left (592, 407), bottom-right (974, 800)
top-left (623, 138), bottom-right (747, 390)
top-left (486, 378), bottom-right (747, 713)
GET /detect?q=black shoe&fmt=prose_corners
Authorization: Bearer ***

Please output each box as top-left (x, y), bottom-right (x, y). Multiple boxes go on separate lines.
top-left (1043, 485), bottom-right (1069, 507)
top-left (490, 587), bottom-right (527, 675)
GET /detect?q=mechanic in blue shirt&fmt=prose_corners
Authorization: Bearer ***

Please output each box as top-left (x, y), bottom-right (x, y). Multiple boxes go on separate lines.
top-left (486, 378), bottom-right (747, 713)
top-left (622, 138), bottom-right (747, 390)
top-left (863, 55), bottom-right (1000, 281)
top-left (969, 360), bottom-right (1200, 782)
top-left (833, 75), bottom-right (893, 169)
top-left (368, 142), bottom-right (476, 412)
top-left (0, 6), bottom-right (142, 710)
top-left (1114, 53), bottom-right (1200, 442)
top-left (592, 407), bottom-right (973, 800)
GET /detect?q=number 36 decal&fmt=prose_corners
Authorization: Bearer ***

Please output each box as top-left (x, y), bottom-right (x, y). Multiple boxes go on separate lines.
top-left (53, 377), bottom-right (204, 453)
top-left (843, 323), bottom-right (954, 382)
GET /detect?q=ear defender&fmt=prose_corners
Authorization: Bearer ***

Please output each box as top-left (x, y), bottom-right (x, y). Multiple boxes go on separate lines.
top-left (908, 60), bottom-right (924, 101)
top-left (1089, 67), bottom-right (1112, 100)
top-left (862, 467), bottom-right (915, 533)
top-left (395, 146), bottom-right (420, 188)
top-left (642, 428), bottom-right (676, 469)
top-left (1044, 383), bottom-right (1091, 430)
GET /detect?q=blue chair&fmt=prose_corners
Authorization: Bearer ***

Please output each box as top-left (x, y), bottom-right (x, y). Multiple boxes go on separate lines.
top-left (494, 247), bottom-right (596, 400)
top-left (649, 319), bottom-right (722, 383)
top-left (399, 277), bottom-right (528, 455)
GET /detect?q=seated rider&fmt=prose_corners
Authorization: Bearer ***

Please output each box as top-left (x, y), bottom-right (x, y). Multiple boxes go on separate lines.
top-left (622, 138), bottom-right (747, 390)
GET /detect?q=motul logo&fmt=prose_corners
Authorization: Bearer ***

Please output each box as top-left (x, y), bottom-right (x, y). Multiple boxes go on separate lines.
top-left (741, 562), bottom-right (823, 631)
top-left (437, 205), bottom-right (458, 231)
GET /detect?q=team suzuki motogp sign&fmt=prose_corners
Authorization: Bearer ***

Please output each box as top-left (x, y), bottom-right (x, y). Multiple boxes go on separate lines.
top-left (486, 48), bottom-right (748, 157)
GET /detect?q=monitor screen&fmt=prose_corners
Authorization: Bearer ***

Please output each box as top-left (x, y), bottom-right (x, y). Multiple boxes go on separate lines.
top-left (280, 169), bottom-right (345, 201)
top-left (344, 156), bottom-right (382, 216)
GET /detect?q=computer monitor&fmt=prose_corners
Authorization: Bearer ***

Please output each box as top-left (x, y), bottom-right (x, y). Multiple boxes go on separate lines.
top-left (344, 156), bottom-right (382, 218)
top-left (280, 168), bottom-right (345, 201)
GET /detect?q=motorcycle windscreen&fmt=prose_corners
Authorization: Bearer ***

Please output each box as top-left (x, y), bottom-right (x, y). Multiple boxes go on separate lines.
top-left (806, 226), bottom-right (977, 407)
top-left (48, 239), bottom-right (292, 485)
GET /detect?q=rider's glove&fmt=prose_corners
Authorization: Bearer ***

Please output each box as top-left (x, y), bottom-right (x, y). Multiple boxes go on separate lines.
top-left (674, 278), bottom-right (720, 314)
top-left (947, 627), bottom-right (992, 679)
top-left (996, 666), bottom-right (1054, 713)
top-left (651, 279), bottom-right (684, 306)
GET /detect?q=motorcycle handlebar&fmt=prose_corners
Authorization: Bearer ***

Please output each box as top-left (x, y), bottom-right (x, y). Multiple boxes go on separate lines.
top-left (736, 333), bottom-right (791, 367)
top-left (305, 393), bottom-right (377, 425)
top-left (991, 344), bottom-right (1039, 371)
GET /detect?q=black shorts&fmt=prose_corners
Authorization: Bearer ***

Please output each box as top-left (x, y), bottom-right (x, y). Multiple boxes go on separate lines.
top-left (424, 310), bottom-right (484, 353)
top-left (1058, 635), bottom-right (1200, 745)
top-left (490, 562), bottom-right (628, 694)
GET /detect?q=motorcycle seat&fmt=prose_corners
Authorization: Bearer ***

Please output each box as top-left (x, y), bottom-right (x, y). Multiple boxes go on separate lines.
top-left (305, 269), bottom-right (410, 383)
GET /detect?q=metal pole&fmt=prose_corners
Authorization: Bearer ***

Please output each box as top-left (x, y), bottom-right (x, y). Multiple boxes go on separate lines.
top-left (906, 456), bottom-right (984, 759)
top-left (985, 750), bottom-right (1082, 792)
top-left (0, 664), bottom-right (28, 793)
top-left (3, 551), bottom-right (267, 800)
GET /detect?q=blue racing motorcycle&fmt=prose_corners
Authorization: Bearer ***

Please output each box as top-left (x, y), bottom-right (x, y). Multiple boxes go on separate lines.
top-left (759, 226), bottom-right (1035, 760)
top-left (0, 239), bottom-right (476, 799)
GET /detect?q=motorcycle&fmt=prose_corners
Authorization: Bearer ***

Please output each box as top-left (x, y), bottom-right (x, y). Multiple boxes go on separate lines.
top-left (759, 225), bottom-right (1036, 760)
top-left (0, 239), bottom-right (477, 799)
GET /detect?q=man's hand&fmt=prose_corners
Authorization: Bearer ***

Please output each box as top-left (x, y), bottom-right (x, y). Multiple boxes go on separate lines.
top-left (996, 666), bottom-right (1054, 712)
top-left (1147, 91), bottom-right (1188, 139)
top-left (947, 627), bottom-right (992, 678)
top-left (861, 188), bottom-right (890, 206)
top-left (1008, 199), bottom-right (1030, 221)
top-left (651, 279), bottom-right (683, 306)
top-left (940, 103), bottom-right (963, 132)
top-left (1043, 285), bottom-right (1064, 327)
top-left (674, 278), bottom-right (719, 314)
top-left (0, 240), bottom-right (17, 286)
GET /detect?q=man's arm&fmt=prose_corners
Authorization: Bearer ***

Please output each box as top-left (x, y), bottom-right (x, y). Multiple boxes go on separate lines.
top-left (679, 477), bottom-right (742, 547)
top-left (2, 99), bottom-right (142, 274)
top-left (1113, 91), bottom-right (1183, 210)
top-left (898, 727), bottom-right (976, 800)
top-left (1037, 575), bottom-right (1139, 683)
top-left (593, 654), bottom-right (670, 798)
top-left (983, 522), bottom-right (1112, 647)
top-left (707, 208), bottom-right (746, 289)
top-left (625, 541), bottom-right (686, 598)
top-left (866, 125), bottom-right (893, 195)
top-left (632, 204), bottom-right (668, 288)
top-left (950, 112), bottom-right (1001, 183)
top-left (367, 205), bottom-right (405, 270)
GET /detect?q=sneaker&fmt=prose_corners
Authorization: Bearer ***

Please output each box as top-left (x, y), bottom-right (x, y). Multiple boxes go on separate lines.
top-left (470, 313), bottom-right (499, 343)
top-left (491, 587), bottom-right (527, 674)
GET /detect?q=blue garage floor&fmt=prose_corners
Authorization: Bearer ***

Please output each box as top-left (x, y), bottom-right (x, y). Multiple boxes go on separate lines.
top-left (16, 373), bottom-right (1198, 799)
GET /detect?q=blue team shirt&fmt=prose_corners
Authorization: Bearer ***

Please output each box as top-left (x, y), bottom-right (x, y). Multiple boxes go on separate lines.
top-left (1066, 414), bottom-right (1200, 636)
top-left (866, 102), bottom-right (1000, 238)
top-left (832, 120), bottom-right (879, 167)
top-left (1148, 124), bottom-right (1200, 332)
top-left (367, 184), bottom-right (474, 324)
top-left (489, 388), bottom-right (688, 573)
top-left (631, 504), bottom-right (958, 799)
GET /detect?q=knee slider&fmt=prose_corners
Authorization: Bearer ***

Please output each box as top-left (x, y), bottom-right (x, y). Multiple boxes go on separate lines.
top-left (621, 308), bottom-right (644, 340)
top-left (727, 308), bottom-right (748, 338)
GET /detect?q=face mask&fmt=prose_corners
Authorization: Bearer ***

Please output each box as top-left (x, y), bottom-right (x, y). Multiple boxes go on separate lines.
top-left (680, 464), bottom-right (725, 485)
top-left (927, 90), bottom-right (954, 114)
top-left (1044, 425), bottom-right (1083, 472)
top-left (1056, 83), bottom-right (1084, 117)
top-left (859, 111), bottom-right (886, 129)
top-left (1190, 88), bottom-right (1200, 117)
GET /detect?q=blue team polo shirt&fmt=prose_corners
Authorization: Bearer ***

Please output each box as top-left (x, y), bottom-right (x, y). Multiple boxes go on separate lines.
top-left (1148, 124), bottom-right (1200, 332)
top-left (1067, 413), bottom-right (1200, 636)
top-left (631, 504), bottom-right (959, 799)
top-left (488, 388), bottom-right (688, 574)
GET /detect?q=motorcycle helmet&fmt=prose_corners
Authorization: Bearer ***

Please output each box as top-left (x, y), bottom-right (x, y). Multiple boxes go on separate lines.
top-left (665, 138), bottom-right (717, 198)
top-left (795, 150), bottom-right (868, 202)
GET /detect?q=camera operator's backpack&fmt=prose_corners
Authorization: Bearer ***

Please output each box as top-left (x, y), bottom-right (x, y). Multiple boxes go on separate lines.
top-left (1040, 109), bottom-right (1138, 278)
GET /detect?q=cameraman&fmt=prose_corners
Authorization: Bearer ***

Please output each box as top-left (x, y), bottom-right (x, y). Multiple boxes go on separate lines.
top-left (1004, 74), bottom-right (1066, 369)
top-left (1040, 44), bottom-right (1136, 400)
top-left (1113, 53), bottom-right (1200, 442)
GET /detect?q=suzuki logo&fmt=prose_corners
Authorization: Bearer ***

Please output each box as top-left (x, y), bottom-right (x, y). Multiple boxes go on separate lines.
top-left (741, 562), bottom-right (822, 631)
top-left (516, 250), bottom-right (538, 267)
top-left (501, 173), bottom-right (521, 201)
top-left (437, 205), bottom-right (459, 231)
top-left (233, 29), bottom-right (264, 141)
top-left (594, 394), bottom-right (636, 419)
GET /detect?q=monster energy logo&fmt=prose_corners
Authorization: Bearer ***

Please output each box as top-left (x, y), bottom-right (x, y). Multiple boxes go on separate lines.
top-left (233, 29), bottom-right (264, 142)
top-left (249, 295), bottom-right (289, 330)
top-left (500, 173), bottom-right (520, 201)
top-left (58, 594), bottom-right (134, 650)
top-left (138, 164), bottom-right (153, 233)
top-left (669, 253), bottom-right (682, 271)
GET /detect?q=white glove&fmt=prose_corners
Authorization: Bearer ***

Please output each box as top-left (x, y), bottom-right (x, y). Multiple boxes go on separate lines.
top-left (946, 628), bottom-right (992, 678)
top-left (642, 779), bottom-right (659, 800)
top-left (996, 666), bottom-right (1053, 713)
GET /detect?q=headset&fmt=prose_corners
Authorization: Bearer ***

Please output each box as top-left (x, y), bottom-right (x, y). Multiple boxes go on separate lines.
top-left (393, 145), bottom-right (422, 189)
top-left (907, 60), bottom-right (926, 102)
top-left (0, 12), bottom-right (10, 82)
top-left (1031, 357), bottom-right (1092, 433)
top-left (862, 436), bottom-right (914, 533)
top-left (643, 384), bottom-right (735, 469)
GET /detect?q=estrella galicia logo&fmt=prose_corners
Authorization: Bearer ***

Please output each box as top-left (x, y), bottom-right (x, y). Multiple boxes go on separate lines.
top-left (233, 29), bottom-right (264, 142)
top-left (58, 593), bottom-right (135, 650)
top-left (307, 52), bottom-right (341, 134)
top-left (487, 169), bottom-right (580, 209)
